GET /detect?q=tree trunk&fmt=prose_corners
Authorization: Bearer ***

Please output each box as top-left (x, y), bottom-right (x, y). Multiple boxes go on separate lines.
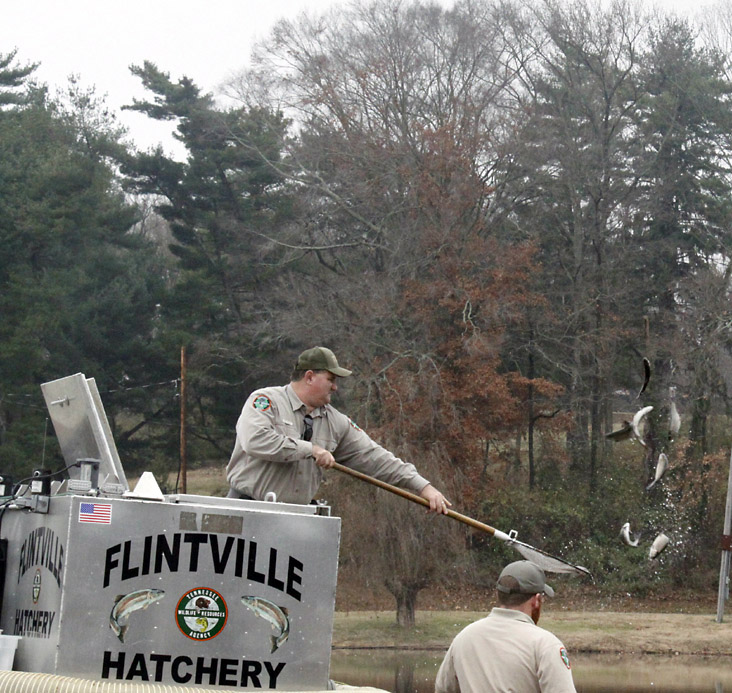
top-left (394, 584), bottom-right (419, 628)
top-left (689, 397), bottom-right (710, 458)
top-left (394, 660), bottom-right (415, 693)
top-left (589, 368), bottom-right (601, 493)
top-left (527, 346), bottom-right (536, 489)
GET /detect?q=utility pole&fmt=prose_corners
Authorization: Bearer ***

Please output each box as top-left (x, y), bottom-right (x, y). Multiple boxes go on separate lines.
top-left (716, 447), bottom-right (732, 622)
top-left (180, 346), bottom-right (187, 494)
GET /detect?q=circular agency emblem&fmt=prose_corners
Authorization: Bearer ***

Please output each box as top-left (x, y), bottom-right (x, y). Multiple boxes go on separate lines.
top-left (176, 587), bottom-right (228, 641)
top-left (252, 395), bottom-right (272, 411)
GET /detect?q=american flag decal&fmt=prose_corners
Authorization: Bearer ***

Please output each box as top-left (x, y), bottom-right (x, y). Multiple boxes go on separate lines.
top-left (79, 502), bottom-right (112, 524)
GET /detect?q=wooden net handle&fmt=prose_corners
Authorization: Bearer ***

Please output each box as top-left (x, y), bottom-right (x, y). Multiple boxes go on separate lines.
top-left (331, 462), bottom-right (496, 536)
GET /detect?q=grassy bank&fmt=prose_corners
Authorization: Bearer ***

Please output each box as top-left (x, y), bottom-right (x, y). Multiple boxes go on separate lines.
top-left (332, 610), bottom-right (732, 656)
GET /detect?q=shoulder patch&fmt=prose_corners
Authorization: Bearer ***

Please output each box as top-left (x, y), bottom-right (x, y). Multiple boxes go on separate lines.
top-left (348, 418), bottom-right (361, 431)
top-left (252, 395), bottom-right (272, 412)
top-left (559, 646), bottom-right (571, 670)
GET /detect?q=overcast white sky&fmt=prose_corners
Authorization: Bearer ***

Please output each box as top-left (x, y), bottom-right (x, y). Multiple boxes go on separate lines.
top-left (1, 0), bottom-right (708, 156)
top-left (1, 0), bottom-right (345, 154)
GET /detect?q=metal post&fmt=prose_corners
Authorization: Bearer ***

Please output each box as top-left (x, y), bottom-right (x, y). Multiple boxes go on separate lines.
top-left (180, 346), bottom-right (187, 494)
top-left (716, 447), bottom-right (732, 622)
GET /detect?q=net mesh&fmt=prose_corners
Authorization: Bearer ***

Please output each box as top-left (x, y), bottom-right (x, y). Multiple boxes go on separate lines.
top-left (506, 539), bottom-right (592, 579)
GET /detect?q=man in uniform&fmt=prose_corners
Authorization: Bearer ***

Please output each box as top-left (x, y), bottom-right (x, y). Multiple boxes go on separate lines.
top-left (435, 560), bottom-right (577, 693)
top-left (226, 346), bottom-right (450, 512)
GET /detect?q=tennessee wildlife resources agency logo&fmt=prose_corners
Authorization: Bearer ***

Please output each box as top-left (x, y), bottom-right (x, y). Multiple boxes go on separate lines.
top-left (252, 395), bottom-right (272, 411)
top-left (176, 587), bottom-right (228, 641)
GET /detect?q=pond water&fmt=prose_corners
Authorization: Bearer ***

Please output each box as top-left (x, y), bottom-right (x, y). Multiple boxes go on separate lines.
top-left (330, 649), bottom-right (732, 692)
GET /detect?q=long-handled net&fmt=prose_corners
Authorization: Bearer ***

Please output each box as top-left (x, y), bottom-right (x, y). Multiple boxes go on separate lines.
top-left (332, 462), bottom-right (592, 580)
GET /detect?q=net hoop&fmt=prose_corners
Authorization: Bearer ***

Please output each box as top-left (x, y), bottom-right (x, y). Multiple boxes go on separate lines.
top-left (504, 538), bottom-right (592, 579)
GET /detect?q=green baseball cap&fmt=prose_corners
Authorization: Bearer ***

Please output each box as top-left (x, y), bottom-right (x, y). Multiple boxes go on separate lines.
top-left (296, 347), bottom-right (352, 377)
top-left (496, 560), bottom-right (555, 597)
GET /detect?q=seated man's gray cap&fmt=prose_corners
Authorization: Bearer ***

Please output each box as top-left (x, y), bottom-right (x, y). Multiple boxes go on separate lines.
top-left (296, 347), bottom-right (352, 377)
top-left (496, 560), bottom-right (555, 597)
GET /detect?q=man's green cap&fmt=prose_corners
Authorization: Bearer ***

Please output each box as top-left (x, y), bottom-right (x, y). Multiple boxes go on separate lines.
top-left (496, 560), bottom-right (555, 597)
top-left (296, 347), bottom-right (352, 377)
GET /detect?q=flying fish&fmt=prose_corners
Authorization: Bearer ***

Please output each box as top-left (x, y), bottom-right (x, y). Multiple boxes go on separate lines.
top-left (606, 420), bottom-right (633, 441)
top-left (649, 532), bottom-right (670, 560)
top-left (632, 406), bottom-right (654, 447)
top-left (646, 453), bottom-right (668, 491)
top-left (620, 522), bottom-right (640, 547)
top-left (637, 357), bottom-right (651, 399)
top-left (669, 401), bottom-right (681, 440)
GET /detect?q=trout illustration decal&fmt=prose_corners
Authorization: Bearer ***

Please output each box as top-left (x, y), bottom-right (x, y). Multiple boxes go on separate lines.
top-left (241, 596), bottom-right (290, 653)
top-left (109, 588), bottom-right (165, 642)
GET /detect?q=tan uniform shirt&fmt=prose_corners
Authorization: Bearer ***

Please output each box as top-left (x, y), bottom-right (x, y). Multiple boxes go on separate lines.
top-left (226, 384), bottom-right (430, 504)
top-left (435, 608), bottom-right (577, 693)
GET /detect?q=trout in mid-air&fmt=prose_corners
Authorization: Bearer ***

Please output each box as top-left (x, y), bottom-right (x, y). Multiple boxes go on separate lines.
top-left (241, 595), bottom-right (290, 652)
top-left (109, 588), bottom-right (165, 642)
top-left (646, 453), bottom-right (669, 491)
top-left (632, 406), bottom-right (654, 447)
top-left (620, 522), bottom-right (640, 547)
top-left (649, 533), bottom-right (670, 560)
